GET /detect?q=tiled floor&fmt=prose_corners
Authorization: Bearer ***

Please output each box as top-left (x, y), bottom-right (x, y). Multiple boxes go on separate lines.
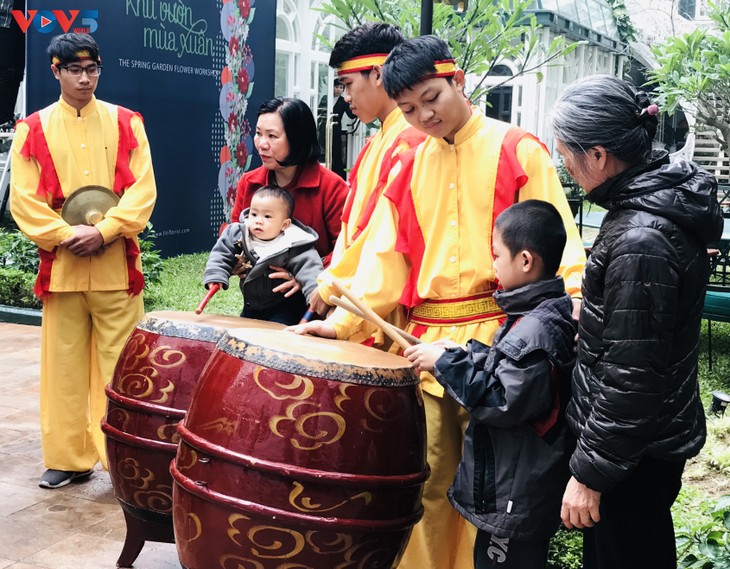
top-left (0, 322), bottom-right (180, 569)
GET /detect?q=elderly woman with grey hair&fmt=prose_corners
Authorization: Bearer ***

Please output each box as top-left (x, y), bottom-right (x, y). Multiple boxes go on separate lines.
top-left (552, 75), bottom-right (723, 569)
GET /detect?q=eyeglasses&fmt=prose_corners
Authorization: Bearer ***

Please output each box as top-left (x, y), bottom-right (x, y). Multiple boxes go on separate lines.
top-left (58, 64), bottom-right (102, 77)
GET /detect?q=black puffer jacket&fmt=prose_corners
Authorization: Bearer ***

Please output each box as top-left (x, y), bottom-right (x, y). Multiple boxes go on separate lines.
top-left (567, 153), bottom-right (723, 493)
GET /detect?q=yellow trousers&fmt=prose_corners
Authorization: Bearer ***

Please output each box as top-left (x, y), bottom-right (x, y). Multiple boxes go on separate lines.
top-left (40, 290), bottom-right (143, 471)
top-left (398, 391), bottom-right (476, 569)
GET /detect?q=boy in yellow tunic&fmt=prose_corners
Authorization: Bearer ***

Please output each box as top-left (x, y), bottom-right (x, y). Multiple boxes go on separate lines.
top-left (294, 36), bottom-right (585, 569)
top-left (10, 33), bottom-right (156, 489)
top-left (308, 23), bottom-right (425, 319)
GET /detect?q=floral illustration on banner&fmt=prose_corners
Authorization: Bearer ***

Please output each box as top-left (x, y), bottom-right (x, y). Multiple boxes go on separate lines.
top-left (218, 0), bottom-right (256, 221)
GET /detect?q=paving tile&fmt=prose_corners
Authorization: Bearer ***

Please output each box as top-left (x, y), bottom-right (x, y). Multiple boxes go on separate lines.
top-left (0, 558), bottom-right (13, 569)
top-left (0, 452), bottom-right (45, 488)
top-left (0, 481), bottom-right (49, 516)
top-left (0, 516), bottom-right (71, 560)
top-left (25, 533), bottom-right (143, 569)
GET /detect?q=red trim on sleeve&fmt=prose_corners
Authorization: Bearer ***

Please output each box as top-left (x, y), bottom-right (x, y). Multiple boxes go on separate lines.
top-left (352, 127), bottom-right (426, 241)
top-left (383, 148), bottom-right (425, 308)
top-left (114, 106), bottom-right (140, 194)
top-left (492, 127), bottom-right (535, 228)
top-left (19, 114), bottom-right (65, 211)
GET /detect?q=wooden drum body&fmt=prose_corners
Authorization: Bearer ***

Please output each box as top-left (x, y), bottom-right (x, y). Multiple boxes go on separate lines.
top-left (171, 328), bottom-right (429, 569)
top-left (101, 311), bottom-right (283, 567)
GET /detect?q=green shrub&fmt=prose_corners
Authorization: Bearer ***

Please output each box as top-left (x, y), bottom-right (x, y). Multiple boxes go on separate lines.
top-left (0, 229), bottom-right (39, 273)
top-left (548, 527), bottom-right (583, 569)
top-left (0, 267), bottom-right (41, 308)
top-left (676, 494), bottom-right (730, 568)
top-left (138, 222), bottom-right (163, 286)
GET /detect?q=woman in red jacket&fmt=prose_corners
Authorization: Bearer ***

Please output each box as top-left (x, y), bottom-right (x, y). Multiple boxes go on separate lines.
top-left (232, 97), bottom-right (348, 272)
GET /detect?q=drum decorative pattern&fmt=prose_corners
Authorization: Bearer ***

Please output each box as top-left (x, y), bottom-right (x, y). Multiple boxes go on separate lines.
top-left (172, 331), bottom-right (429, 569)
top-left (102, 313), bottom-right (281, 519)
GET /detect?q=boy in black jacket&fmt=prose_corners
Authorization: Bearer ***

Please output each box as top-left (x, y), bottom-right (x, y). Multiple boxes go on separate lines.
top-left (404, 200), bottom-right (577, 569)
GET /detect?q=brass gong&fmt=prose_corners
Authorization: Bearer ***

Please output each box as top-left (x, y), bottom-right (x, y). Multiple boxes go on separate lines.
top-left (61, 185), bottom-right (119, 226)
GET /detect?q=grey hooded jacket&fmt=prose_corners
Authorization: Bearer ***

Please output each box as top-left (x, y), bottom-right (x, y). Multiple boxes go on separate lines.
top-left (204, 213), bottom-right (323, 312)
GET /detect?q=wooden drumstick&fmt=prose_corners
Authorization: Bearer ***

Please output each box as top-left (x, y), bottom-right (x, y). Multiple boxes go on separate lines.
top-left (328, 296), bottom-right (421, 345)
top-left (330, 279), bottom-right (412, 351)
top-left (195, 283), bottom-right (221, 315)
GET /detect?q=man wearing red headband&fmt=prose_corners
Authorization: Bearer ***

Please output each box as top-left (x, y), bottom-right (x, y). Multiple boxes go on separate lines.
top-left (296, 35), bottom-right (586, 569)
top-left (308, 23), bottom-right (425, 331)
top-left (10, 33), bottom-right (156, 489)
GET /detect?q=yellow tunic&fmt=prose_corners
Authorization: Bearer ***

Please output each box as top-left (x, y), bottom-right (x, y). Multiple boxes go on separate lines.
top-left (331, 109), bottom-right (585, 398)
top-left (317, 108), bottom-right (423, 303)
top-left (10, 96), bottom-right (157, 292)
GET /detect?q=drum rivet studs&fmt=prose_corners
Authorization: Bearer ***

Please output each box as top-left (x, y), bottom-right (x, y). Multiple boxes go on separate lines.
top-left (199, 457), bottom-right (210, 464)
top-left (194, 480), bottom-right (207, 486)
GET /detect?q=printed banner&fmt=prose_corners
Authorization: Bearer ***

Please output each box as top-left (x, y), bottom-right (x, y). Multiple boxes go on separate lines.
top-left (25, 0), bottom-right (276, 256)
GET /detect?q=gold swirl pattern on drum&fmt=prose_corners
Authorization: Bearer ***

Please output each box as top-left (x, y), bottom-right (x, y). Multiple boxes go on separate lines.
top-left (228, 515), bottom-right (306, 560)
top-left (133, 486), bottom-right (172, 513)
top-left (219, 556), bottom-right (264, 569)
top-left (220, 558), bottom-right (312, 569)
top-left (149, 380), bottom-right (175, 404)
top-left (156, 422), bottom-right (180, 443)
top-left (115, 333), bottom-right (151, 377)
top-left (200, 417), bottom-right (238, 435)
top-left (176, 446), bottom-right (198, 471)
top-left (254, 367), bottom-right (314, 401)
top-left (106, 406), bottom-right (130, 430)
top-left (270, 402), bottom-right (346, 451)
top-left (116, 457), bottom-right (154, 490)
top-left (361, 388), bottom-right (410, 434)
top-left (148, 345), bottom-right (186, 368)
top-left (289, 482), bottom-right (371, 513)
top-left (304, 531), bottom-right (353, 555)
top-left (181, 511), bottom-right (202, 542)
top-left (333, 384), bottom-right (352, 412)
top-left (334, 540), bottom-right (396, 569)
top-left (116, 368), bottom-right (158, 399)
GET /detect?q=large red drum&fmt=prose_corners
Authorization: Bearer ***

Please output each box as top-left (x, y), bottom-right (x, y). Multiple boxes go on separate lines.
top-left (102, 311), bottom-right (283, 567)
top-left (171, 328), bottom-right (429, 569)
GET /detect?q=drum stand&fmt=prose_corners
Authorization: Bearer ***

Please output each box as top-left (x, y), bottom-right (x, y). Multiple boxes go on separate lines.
top-left (116, 502), bottom-right (175, 568)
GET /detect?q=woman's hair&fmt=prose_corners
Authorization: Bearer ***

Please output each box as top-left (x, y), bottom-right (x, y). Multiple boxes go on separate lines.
top-left (551, 75), bottom-right (658, 166)
top-left (253, 185), bottom-right (294, 218)
top-left (257, 98), bottom-right (321, 166)
top-left (329, 22), bottom-right (405, 75)
top-left (495, 200), bottom-right (566, 277)
top-left (47, 33), bottom-right (100, 65)
top-left (382, 35), bottom-right (454, 99)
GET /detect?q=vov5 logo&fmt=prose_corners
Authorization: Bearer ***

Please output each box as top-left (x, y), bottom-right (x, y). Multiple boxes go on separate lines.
top-left (11, 10), bottom-right (99, 34)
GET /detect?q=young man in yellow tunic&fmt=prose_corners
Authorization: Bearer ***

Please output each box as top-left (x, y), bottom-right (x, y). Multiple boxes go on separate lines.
top-left (10, 33), bottom-right (156, 489)
top-left (295, 36), bottom-right (585, 569)
top-left (308, 23), bottom-right (425, 319)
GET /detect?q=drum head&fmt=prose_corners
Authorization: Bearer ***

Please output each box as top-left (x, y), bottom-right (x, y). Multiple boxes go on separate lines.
top-left (219, 328), bottom-right (418, 386)
top-left (140, 311), bottom-right (284, 343)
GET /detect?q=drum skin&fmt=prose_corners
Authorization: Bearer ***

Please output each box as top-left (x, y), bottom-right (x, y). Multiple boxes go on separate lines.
top-left (102, 311), bottom-right (284, 524)
top-left (171, 328), bottom-right (429, 569)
